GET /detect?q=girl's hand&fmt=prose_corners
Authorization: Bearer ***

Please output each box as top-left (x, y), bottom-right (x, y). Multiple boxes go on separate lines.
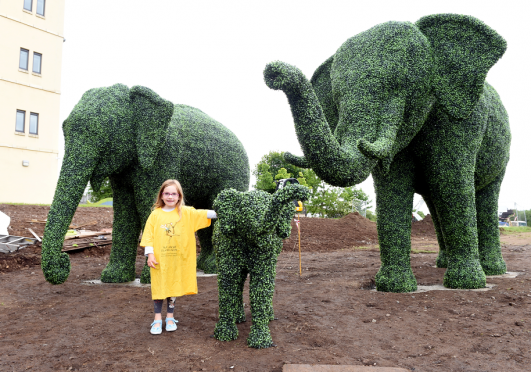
top-left (147, 253), bottom-right (159, 269)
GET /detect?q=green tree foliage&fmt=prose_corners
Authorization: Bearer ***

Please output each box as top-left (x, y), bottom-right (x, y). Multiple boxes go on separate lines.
top-left (88, 178), bottom-right (113, 202)
top-left (365, 209), bottom-right (377, 222)
top-left (253, 151), bottom-right (320, 194)
top-left (305, 183), bottom-right (371, 218)
top-left (254, 151), bottom-right (371, 218)
top-left (254, 163), bottom-right (276, 192)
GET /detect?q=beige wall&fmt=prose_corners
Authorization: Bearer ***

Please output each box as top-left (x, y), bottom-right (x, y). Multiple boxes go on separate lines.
top-left (0, 0), bottom-right (65, 204)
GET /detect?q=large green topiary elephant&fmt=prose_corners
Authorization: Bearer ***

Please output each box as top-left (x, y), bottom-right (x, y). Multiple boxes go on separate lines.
top-left (212, 183), bottom-right (310, 348)
top-left (264, 14), bottom-right (511, 292)
top-left (41, 84), bottom-right (249, 285)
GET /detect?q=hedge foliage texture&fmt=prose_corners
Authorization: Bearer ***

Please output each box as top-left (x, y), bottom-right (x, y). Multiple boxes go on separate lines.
top-left (264, 14), bottom-right (510, 292)
top-left (41, 84), bottom-right (249, 285)
top-left (212, 184), bottom-right (310, 348)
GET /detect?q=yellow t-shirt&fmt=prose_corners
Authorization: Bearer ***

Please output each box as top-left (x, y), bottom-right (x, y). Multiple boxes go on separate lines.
top-left (140, 206), bottom-right (211, 299)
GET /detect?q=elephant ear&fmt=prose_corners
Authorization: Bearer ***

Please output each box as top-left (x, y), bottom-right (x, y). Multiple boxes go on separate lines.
top-left (212, 188), bottom-right (241, 236)
top-left (416, 14), bottom-right (506, 119)
top-left (130, 86), bottom-right (174, 170)
top-left (310, 55), bottom-right (339, 133)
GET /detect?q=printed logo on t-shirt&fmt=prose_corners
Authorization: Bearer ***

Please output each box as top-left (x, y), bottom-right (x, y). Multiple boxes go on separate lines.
top-left (161, 222), bottom-right (179, 237)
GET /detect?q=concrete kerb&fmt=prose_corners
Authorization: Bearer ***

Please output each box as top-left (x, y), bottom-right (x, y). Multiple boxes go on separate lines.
top-left (369, 272), bottom-right (524, 293)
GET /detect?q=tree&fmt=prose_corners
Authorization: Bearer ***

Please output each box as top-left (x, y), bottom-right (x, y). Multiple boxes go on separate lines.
top-left (305, 183), bottom-right (371, 218)
top-left (253, 151), bottom-right (320, 194)
top-left (365, 209), bottom-right (377, 222)
top-left (88, 177), bottom-right (113, 203)
top-left (253, 151), bottom-right (372, 218)
top-left (254, 163), bottom-right (276, 193)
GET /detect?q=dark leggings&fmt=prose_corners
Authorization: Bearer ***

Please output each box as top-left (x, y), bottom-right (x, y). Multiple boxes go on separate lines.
top-left (153, 297), bottom-right (176, 314)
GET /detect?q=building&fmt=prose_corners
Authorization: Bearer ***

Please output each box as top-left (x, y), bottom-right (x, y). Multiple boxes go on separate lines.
top-left (0, 0), bottom-right (65, 204)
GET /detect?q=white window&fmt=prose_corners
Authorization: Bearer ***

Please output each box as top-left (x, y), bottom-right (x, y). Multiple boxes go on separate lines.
top-left (36, 0), bottom-right (45, 16)
top-left (19, 48), bottom-right (29, 70)
top-left (23, 0), bottom-right (32, 11)
top-left (33, 52), bottom-right (42, 74)
top-left (29, 113), bottom-right (39, 135)
top-left (16, 110), bottom-right (26, 133)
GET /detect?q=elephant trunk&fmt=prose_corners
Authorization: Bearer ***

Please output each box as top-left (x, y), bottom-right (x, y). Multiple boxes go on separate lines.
top-left (41, 150), bottom-right (97, 284)
top-left (264, 61), bottom-right (378, 187)
top-left (263, 184), bottom-right (310, 238)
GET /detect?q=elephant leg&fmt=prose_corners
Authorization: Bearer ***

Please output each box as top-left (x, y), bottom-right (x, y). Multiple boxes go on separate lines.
top-left (428, 170), bottom-right (485, 289)
top-left (213, 239), bottom-right (245, 342)
top-left (247, 249), bottom-right (277, 348)
top-left (476, 172), bottom-right (507, 275)
top-left (373, 157), bottom-right (417, 292)
top-left (197, 225), bottom-right (217, 274)
top-left (423, 196), bottom-right (448, 268)
top-left (101, 176), bottom-right (141, 283)
top-left (235, 267), bottom-right (248, 324)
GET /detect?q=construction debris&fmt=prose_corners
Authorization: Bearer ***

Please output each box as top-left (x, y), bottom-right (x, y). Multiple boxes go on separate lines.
top-left (64, 230), bottom-right (112, 240)
top-left (0, 234), bottom-right (38, 253)
top-left (27, 228), bottom-right (42, 242)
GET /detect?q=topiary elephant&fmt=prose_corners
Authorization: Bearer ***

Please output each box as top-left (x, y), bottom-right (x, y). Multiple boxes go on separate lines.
top-left (212, 183), bottom-right (310, 348)
top-left (264, 14), bottom-right (511, 292)
top-left (41, 84), bottom-right (249, 285)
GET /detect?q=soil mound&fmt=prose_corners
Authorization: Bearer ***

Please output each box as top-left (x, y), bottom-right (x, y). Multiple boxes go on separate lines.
top-left (283, 212), bottom-right (378, 253)
top-left (411, 214), bottom-right (437, 238)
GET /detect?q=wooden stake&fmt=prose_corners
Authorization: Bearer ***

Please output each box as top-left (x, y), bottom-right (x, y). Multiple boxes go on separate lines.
top-left (27, 228), bottom-right (41, 242)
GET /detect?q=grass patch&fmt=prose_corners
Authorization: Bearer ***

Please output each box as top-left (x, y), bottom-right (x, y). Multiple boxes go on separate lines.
top-left (79, 197), bottom-right (113, 208)
top-left (78, 204), bottom-right (112, 208)
top-left (499, 226), bottom-right (531, 234)
top-left (350, 245), bottom-right (379, 250)
top-left (411, 249), bottom-right (438, 254)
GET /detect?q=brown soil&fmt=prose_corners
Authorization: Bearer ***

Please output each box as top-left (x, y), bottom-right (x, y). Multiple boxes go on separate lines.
top-left (1, 204), bottom-right (530, 371)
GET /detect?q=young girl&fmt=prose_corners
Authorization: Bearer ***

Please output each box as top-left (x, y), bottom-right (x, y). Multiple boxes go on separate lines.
top-left (140, 179), bottom-right (216, 335)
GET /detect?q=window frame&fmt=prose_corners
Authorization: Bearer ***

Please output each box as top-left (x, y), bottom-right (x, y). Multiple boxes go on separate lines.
top-left (36, 0), bottom-right (45, 16)
top-left (23, 0), bottom-right (33, 11)
top-left (16, 110), bottom-right (26, 133)
top-left (29, 113), bottom-right (39, 135)
top-left (32, 52), bottom-right (42, 74)
top-left (19, 48), bottom-right (29, 70)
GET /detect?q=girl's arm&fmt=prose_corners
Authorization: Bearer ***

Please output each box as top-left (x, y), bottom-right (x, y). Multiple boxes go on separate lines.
top-left (147, 253), bottom-right (158, 269)
top-left (207, 210), bottom-right (217, 219)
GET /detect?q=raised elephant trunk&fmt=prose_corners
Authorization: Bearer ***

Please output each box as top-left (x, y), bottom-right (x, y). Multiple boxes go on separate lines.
top-left (41, 150), bottom-right (97, 284)
top-left (264, 61), bottom-right (378, 187)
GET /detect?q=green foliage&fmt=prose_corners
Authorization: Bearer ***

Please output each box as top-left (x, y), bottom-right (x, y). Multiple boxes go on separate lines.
top-left (500, 226), bottom-right (531, 234)
top-left (305, 183), bottom-right (370, 218)
top-left (254, 163), bottom-right (276, 193)
top-left (264, 14), bottom-right (510, 292)
top-left (365, 209), bottom-right (377, 222)
top-left (274, 167), bottom-right (291, 181)
top-left (254, 151), bottom-right (370, 217)
top-left (41, 84), bottom-right (249, 285)
top-left (88, 178), bottom-right (113, 202)
top-left (212, 184), bottom-right (310, 348)
top-left (253, 151), bottom-right (320, 194)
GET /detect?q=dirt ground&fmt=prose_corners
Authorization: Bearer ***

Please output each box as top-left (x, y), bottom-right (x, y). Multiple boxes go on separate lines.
top-left (1, 204), bottom-right (530, 371)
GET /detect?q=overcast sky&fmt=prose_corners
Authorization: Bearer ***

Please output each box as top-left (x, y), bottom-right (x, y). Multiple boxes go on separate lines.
top-left (59, 0), bottom-right (531, 214)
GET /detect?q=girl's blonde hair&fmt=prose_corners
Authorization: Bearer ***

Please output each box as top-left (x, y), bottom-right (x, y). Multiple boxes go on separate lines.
top-left (152, 179), bottom-right (185, 211)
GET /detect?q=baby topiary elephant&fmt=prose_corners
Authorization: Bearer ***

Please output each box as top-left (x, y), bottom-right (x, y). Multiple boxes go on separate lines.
top-left (212, 183), bottom-right (310, 349)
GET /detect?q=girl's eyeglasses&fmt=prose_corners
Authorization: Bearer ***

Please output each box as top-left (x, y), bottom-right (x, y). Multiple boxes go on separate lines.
top-left (163, 193), bottom-right (179, 197)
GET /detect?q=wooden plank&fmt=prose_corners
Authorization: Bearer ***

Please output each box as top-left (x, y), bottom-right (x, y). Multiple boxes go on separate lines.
top-left (27, 228), bottom-right (41, 242)
top-left (64, 231), bottom-right (111, 240)
top-left (62, 240), bottom-right (112, 252)
top-left (70, 220), bottom-right (98, 229)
